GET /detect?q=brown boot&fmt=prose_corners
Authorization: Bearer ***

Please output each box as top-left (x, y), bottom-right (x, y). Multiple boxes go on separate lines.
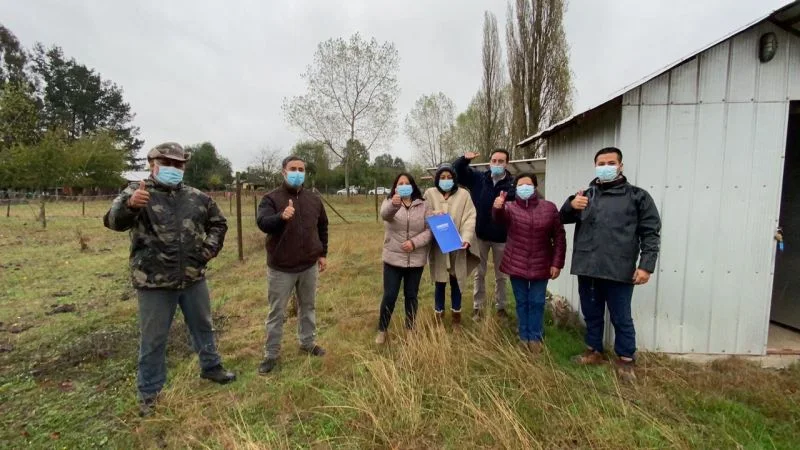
top-left (452, 311), bottom-right (462, 329)
top-left (434, 310), bottom-right (444, 326)
top-left (527, 341), bottom-right (544, 355)
top-left (571, 348), bottom-right (607, 365)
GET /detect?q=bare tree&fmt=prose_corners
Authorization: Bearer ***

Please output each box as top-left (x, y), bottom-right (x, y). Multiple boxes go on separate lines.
top-left (249, 146), bottom-right (283, 188)
top-left (506, 0), bottom-right (573, 157)
top-left (404, 92), bottom-right (457, 168)
top-left (282, 33), bottom-right (400, 196)
top-left (480, 11), bottom-right (506, 153)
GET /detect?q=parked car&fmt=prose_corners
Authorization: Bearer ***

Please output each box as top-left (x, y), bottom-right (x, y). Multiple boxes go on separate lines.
top-left (367, 187), bottom-right (389, 195)
top-left (336, 187), bottom-right (359, 195)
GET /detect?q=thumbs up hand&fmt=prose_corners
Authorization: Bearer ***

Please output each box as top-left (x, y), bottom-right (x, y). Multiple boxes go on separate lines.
top-left (127, 180), bottom-right (151, 209)
top-left (281, 199), bottom-right (296, 221)
top-left (571, 190), bottom-right (589, 210)
top-left (493, 191), bottom-right (507, 209)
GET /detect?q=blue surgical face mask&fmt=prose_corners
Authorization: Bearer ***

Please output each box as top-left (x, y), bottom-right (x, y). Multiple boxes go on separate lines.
top-left (155, 166), bottom-right (184, 186)
top-left (490, 165), bottom-right (505, 177)
top-left (438, 179), bottom-right (454, 191)
top-left (516, 184), bottom-right (535, 200)
top-left (286, 171), bottom-right (305, 187)
top-left (396, 184), bottom-right (413, 198)
top-left (595, 165), bottom-right (618, 182)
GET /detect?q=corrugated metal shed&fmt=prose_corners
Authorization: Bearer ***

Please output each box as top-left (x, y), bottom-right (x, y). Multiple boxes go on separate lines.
top-left (537, 2), bottom-right (800, 355)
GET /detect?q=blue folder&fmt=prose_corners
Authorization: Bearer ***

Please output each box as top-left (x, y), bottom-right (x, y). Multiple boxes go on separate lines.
top-left (426, 214), bottom-right (463, 254)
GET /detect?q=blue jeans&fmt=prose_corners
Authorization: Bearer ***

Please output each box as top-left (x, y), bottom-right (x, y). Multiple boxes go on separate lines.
top-left (378, 263), bottom-right (424, 331)
top-left (136, 280), bottom-right (222, 400)
top-left (435, 275), bottom-right (462, 312)
top-left (578, 276), bottom-right (636, 358)
top-left (510, 277), bottom-right (548, 341)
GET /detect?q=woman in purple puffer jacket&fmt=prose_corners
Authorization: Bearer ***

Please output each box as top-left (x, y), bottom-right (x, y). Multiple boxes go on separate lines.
top-left (375, 172), bottom-right (433, 345)
top-left (492, 173), bottom-right (566, 354)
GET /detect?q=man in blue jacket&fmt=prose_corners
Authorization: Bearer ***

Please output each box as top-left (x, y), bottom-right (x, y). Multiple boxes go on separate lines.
top-left (453, 149), bottom-right (515, 320)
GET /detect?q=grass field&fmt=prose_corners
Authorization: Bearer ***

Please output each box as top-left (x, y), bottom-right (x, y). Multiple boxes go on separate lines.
top-left (1, 196), bottom-right (799, 449)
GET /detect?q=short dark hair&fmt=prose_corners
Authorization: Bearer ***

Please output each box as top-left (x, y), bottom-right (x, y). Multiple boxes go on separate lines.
top-left (282, 155), bottom-right (305, 169)
top-left (594, 147), bottom-right (622, 163)
top-left (490, 148), bottom-right (510, 163)
top-left (514, 172), bottom-right (538, 187)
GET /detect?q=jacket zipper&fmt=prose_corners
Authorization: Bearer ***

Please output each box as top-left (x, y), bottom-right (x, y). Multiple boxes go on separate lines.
top-left (173, 190), bottom-right (184, 289)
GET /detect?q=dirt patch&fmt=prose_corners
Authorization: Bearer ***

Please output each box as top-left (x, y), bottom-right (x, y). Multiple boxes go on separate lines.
top-left (28, 326), bottom-right (139, 378)
top-left (8, 323), bottom-right (33, 334)
top-left (45, 304), bottom-right (76, 315)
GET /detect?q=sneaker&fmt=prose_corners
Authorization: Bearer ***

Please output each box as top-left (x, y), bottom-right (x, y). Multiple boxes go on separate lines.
top-left (200, 364), bottom-right (236, 384)
top-left (615, 358), bottom-right (637, 383)
top-left (571, 348), bottom-right (607, 365)
top-left (496, 309), bottom-right (509, 319)
top-left (434, 311), bottom-right (444, 326)
top-left (258, 358), bottom-right (278, 375)
top-left (138, 396), bottom-right (157, 417)
top-left (527, 341), bottom-right (544, 355)
top-left (375, 331), bottom-right (387, 345)
top-left (301, 344), bottom-right (326, 357)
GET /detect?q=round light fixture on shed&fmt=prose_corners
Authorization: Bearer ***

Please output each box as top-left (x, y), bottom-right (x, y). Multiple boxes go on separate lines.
top-left (759, 32), bottom-right (778, 63)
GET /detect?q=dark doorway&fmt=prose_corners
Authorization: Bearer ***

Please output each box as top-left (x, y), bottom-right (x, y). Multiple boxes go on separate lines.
top-left (771, 102), bottom-right (800, 345)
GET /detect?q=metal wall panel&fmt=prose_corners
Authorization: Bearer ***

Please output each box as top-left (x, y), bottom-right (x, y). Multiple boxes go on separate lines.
top-left (728, 29), bottom-right (759, 103)
top-left (669, 59), bottom-right (699, 104)
top-left (698, 41), bottom-right (730, 103)
top-left (655, 105), bottom-right (697, 352)
top-left (682, 103), bottom-right (727, 353)
top-left (642, 72), bottom-right (670, 105)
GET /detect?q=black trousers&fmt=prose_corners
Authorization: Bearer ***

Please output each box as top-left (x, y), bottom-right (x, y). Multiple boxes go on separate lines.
top-left (378, 263), bottom-right (424, 331)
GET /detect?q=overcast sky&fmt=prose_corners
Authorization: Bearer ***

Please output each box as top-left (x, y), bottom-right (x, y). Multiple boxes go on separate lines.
top-left (0, 0), bottom-right (790, 170)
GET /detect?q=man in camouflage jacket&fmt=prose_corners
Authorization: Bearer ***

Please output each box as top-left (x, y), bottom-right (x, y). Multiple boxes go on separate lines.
top-left (104, 142), bottom-right (235, 415)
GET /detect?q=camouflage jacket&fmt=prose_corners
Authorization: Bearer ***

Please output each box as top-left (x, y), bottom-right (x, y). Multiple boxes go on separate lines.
top-left (103, 179), bottom-right (228, 290)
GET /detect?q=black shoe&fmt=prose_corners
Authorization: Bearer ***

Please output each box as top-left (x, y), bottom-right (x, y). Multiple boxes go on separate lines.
top-left (258, 358), bottom-right (278, 375)
top-left (200, 364), bottom-right (236, 384)
top-left (301, 344), bottom-right (326, 357)
top-left (138, 396), bottom-right (157, 417)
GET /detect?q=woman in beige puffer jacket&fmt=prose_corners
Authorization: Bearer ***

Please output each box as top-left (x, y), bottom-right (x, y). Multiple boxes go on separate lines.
top-left (375, 173), bottom-right (432, 345)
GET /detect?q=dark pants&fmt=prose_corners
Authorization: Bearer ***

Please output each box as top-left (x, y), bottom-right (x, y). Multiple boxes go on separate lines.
top-left (578, 276), bottom-right (636, 359)
top-left (136, 280), bottom-right (222, 401)
top-left (378, 263), bottom-right (424, 331)
top-left (435, 275), bottom-right (462, 312)
top-left (510, 277), bottom-right (548, 341)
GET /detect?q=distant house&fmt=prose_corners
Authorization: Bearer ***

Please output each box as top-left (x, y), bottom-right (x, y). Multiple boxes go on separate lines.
top-left (517, 1), bottom-right (800, 357)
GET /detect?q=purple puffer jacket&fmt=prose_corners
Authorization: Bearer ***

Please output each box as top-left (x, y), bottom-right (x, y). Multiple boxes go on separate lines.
top-left (493, 195), bottom-right (566, 280)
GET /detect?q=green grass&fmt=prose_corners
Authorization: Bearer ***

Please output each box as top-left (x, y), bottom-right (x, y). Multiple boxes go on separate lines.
top-left (1, 196), bottom-right (799, 449)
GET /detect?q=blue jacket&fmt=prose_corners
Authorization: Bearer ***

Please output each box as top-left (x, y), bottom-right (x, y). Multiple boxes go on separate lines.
top-left (452, 156), bottom-right (516, 243)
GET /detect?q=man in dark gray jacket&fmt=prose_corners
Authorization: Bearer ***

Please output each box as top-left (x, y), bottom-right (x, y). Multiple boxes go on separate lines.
top-left (559, 147), bottom-right (661, 382)
top-left (104, 142), bottom-right (235, 416)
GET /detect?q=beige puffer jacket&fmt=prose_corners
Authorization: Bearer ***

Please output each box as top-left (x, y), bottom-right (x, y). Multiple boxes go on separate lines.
top-left (381, 198), bottom-right (433, 268)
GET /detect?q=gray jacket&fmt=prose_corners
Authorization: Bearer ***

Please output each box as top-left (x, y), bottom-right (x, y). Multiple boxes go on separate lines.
top-left (104, 179), bottom-right (227, 290)
top-left (559, 177), bottom-right (661, 284)
top-left (381, 198), bottom-right (433, 268)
